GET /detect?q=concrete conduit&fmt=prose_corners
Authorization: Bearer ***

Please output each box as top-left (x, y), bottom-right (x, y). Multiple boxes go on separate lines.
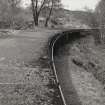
top-left (48, 29), bottom-right (97, 105)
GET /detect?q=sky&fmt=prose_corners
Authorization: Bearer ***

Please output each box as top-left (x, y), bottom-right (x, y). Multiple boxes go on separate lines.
top-left (61, 0), bottom-right (100, 11)
top-left (22, 0), bottom-right (101, 11)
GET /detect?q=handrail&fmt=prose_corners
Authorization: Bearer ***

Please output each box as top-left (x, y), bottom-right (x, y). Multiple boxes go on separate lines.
top-left (49, 32), bottom-right (68, 105)
top-left (49, 29), bottom-right (94, 105)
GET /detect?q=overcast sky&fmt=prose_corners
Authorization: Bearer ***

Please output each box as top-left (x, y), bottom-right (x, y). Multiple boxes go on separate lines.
top-left (62, 0), bottom-right (100, 10)
top-left (22, 0), bottom-right (100, 11)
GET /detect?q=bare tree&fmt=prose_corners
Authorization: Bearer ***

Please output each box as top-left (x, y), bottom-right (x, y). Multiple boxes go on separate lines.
top-left (44, 0), bottom-right (53, 27)
top-left (95, 0), bottom-right (105, 43)
top-left (83, 6), bottom-right (98, 28)
top-left (45, 0), bottom-right (61, 27)
top-left (8, 0), bottom-right (21, 28)
top-left (31, 0), bottom-right (61, 27)
top-left (0, 0), bottom-right (21, 27)
top-left (31, 0), bottom-right (47, 26)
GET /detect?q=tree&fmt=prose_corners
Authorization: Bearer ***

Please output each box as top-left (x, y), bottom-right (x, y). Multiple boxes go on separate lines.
top-left (95, 0), bottom-right (105, 28)
top-left (95, 0), bottom-right (105, 42)
top-left (30, 0), bottom-right (61, 27)
top-left (44, 0), bottom-right (53, 27)
top-left (44, 0), bottom-right (61, 27)
top-left (31, 0), bottom-right (48, 26)
top-left (83, 6), bottom-right (98, 28)
top-left (0, 0), bottom-right (21, 28)
top-left (8, 0), bottom-right (21, 28)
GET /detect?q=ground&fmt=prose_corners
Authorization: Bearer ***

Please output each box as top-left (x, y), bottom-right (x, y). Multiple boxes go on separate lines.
top-left (1, 28), bottom-right (105, 105)
top-left (55, 34), bottom-right (105, 105)
top-left (0, 29), bottom-right (59, 105)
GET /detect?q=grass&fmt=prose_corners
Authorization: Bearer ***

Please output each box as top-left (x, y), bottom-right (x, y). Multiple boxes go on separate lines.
top-left (68, 35), bottom-right (105, 105)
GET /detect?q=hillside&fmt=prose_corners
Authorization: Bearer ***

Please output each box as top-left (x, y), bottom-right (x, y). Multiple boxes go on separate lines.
top-left (41, 8), bottom-right (96, 28)
top-left (15, 7), bottom-right (95, 28)
top-left (0, 7), bottom-right (95, 29)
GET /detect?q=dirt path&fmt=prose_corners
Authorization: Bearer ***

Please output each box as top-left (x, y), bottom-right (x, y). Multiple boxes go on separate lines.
top-left (0, 30), bottom-right (54, 83)
top-left (0, 29), bottom-right (58, 105)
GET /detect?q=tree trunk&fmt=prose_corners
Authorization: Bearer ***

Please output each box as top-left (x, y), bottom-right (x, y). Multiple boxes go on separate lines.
top-left (45, 1), bottom-right (53, 27)
top-left (35, 0), bottom-right (38, 26)
top-left (45, 17), bottom-right (49, 27)
top-left (35, 15), bottom-right (39, 26)
top-left (31, 0), bottom-right (39, 26)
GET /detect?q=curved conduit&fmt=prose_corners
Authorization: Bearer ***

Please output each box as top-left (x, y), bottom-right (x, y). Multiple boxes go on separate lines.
top-left (49, 29), bottom-right (97, 105)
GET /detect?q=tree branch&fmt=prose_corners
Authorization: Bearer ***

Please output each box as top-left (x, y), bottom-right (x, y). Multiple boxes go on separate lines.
top-left (45, 0), bottom-right (53, 27)
top-left (38, 0), bottom-right (46, 16)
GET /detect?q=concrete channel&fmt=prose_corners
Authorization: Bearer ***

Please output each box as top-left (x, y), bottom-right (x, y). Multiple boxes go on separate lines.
top-left (49, 29), bottom-right (99, 105)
